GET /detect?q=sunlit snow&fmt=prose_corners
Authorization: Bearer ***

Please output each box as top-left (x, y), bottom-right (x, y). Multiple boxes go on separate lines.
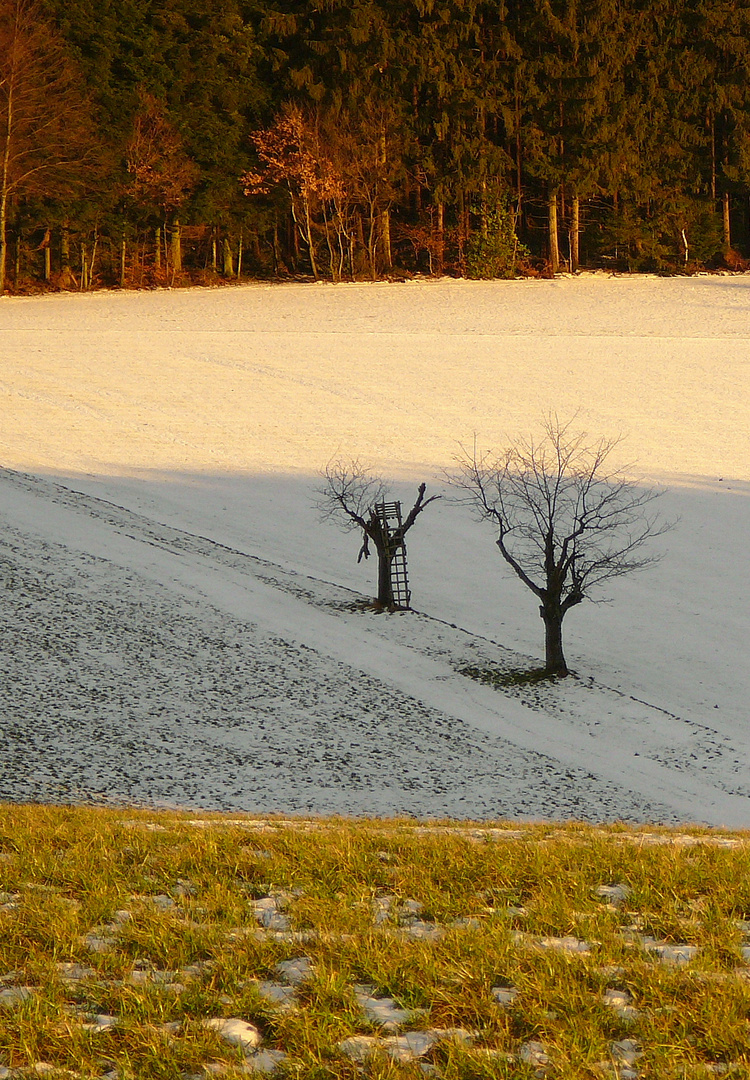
top-left (1, 275), bottom-right (748, 824)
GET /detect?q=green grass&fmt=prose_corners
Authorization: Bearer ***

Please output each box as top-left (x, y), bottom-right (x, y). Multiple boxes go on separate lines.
top-left (458, 667), bottom-right (562, 689)
top-left (1, 806), bottom-right (750, 1078)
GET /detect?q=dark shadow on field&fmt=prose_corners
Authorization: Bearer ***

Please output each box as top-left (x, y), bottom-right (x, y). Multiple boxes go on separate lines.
top-left (0, 464), bottom-right (747, 821)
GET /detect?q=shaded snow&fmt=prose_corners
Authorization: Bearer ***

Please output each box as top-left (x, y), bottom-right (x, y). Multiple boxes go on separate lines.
top-left (1, 276), bottom-right (748, 824)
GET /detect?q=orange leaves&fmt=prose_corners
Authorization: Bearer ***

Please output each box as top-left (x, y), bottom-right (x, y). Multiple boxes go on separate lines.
top-left (243, 105), bottom-right (344, 204)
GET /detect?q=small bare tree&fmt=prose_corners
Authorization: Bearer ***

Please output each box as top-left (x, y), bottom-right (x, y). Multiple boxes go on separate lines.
top-left (317, 460), bottom-right (439, 610)
top-left (452, 418), bottom-right (669, 676)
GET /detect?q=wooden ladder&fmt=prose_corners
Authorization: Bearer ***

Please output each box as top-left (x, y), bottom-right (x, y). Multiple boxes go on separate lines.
top-left (373, 501), bottom-right (411, 609)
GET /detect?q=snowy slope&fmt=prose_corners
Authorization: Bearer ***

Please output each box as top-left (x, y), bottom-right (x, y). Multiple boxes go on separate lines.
top-left (1, 275), bottom-right (749, 824)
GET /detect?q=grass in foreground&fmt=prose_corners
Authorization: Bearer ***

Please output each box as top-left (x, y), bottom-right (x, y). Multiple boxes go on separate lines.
top-left (1, 806), bottom-right (749, 1079)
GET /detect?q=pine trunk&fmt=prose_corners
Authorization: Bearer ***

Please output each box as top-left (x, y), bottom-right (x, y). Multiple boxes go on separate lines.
top-left (154, 226), bottom-right (161, 270)
top-left (548, 186), bottom-right (560, 274)
top-left (435, 202), bottom-right (444, 276)
top-left (570, 195), bottom-right (579, 271)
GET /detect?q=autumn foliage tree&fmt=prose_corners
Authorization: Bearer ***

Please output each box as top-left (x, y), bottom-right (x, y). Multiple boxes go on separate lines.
top-left (243, 106), bottom-right (342, 280)
top-left (0, 0), bottom-right (93, 290)
top-left (126, 92), bottom-right (199, 275)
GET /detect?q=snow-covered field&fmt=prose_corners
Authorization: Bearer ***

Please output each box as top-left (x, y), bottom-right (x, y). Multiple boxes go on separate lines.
top-left (1, 275), bottom-right (748, 825)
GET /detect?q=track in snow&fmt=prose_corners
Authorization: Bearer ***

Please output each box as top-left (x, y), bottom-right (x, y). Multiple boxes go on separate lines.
top-left (0, 467), bottom-right (744, 824)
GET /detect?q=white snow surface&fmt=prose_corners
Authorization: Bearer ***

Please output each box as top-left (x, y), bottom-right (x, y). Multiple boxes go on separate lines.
top-left (1, 275), bottom-right (749, 825)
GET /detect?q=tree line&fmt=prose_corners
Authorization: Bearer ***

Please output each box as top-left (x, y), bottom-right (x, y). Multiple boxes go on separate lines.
top-left (2, 0), bottom-right (750, 291)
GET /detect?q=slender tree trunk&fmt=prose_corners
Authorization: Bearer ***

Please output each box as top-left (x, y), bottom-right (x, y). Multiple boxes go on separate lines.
top-left (570, 194), bottom-right (579, 272)
top-left (170, 217), bottom-right (182, 275)
top-left (0, 202), bottom-right (6, 291)
top-left (61, 222), bottom-right (72, 286)
top-left (14, 231), bottom-right (20, 285)
top-left (237, 230), bottom-right (243, 279)
top-left (435, 202), bottom-right (444, 276)
top-left (90, 227), bottom-right (98, 284)
top-left (302, 194), bottom-right (318, 279)
top-left (548, 185), bottom-right (560, 273)
top-left (0, 30), bottom-right (14, 295)
top-left (223, 237), bottom-right (234, 276)
top-left (515, 73), bottom-right (523, 220)
top-left (120, 234), bottom-right (126, 287)
top-left (722, 191), bottom-right (731, 253)
top-left (272, 221), bottom-right (280, 275)
top-left (154, 226), bottom-right (161, 270)
top-left (542, 609), bottom-right (568, 675)
top-left (211, 235), bottom-right (216, 272)
top-left (380, 208), bottom-right (392, 271)
top-left (43, 230), bottom-right (51, 281)
top-left (457, 189), bottom-right (465, 275)
top-left (710, 112), bottom-right (717, 200)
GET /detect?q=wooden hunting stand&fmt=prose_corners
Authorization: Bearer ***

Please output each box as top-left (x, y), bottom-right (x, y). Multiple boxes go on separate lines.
top-left (373, 500), bottom-right (411, 609)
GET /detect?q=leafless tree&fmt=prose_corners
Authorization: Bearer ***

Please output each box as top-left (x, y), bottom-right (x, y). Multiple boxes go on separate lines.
top-left (452, 417), bottom-right (670, 676)
top-left (317, 460), bottom-right (440, 609)
top-left (0, 0), bottom-right (94, 290)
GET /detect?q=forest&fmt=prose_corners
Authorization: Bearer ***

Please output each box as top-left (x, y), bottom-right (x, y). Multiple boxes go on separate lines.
top-left (2, 0), bottom-right (749, 290)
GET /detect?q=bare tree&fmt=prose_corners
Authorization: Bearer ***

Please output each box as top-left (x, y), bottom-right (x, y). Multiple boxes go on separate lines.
top-left (452, 418), bottom-right (670, 676)
top-left (317, 460), bottom-right (440, 610)
top-left (0, 0), bottom-right (94, 290)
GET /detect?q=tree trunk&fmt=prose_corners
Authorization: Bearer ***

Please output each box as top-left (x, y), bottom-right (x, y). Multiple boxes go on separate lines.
top-left (377, 551), bottom-right (394, 609)
top-left (223, 237), bottom-right (234, 276)
top-left (380, 208), bottom-right (392, 271)
top-left (570, 195), bottom-right (579, 271)
top-left (302, 194), bottom-right (318, 280)
top-left (435, 202), bottom-right (444, 276)
top-left (548, 186), bottom-right (560, 273)
top-left (154, 226), bottom-right (161, 270)
top-left (542, 609), bottom-right (568, 676)
top-left (171, 217), bottom-right (182, 274)
top-left (61, 222), bottom-right (73, 287)
top-left (722, 191), bottom-right (731, 253)
top-left (120, 235), bottom-right (126, 287)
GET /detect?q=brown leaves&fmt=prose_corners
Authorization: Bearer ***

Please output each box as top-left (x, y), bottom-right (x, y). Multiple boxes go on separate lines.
top-left (126, 92), bottom-right (198, 213)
